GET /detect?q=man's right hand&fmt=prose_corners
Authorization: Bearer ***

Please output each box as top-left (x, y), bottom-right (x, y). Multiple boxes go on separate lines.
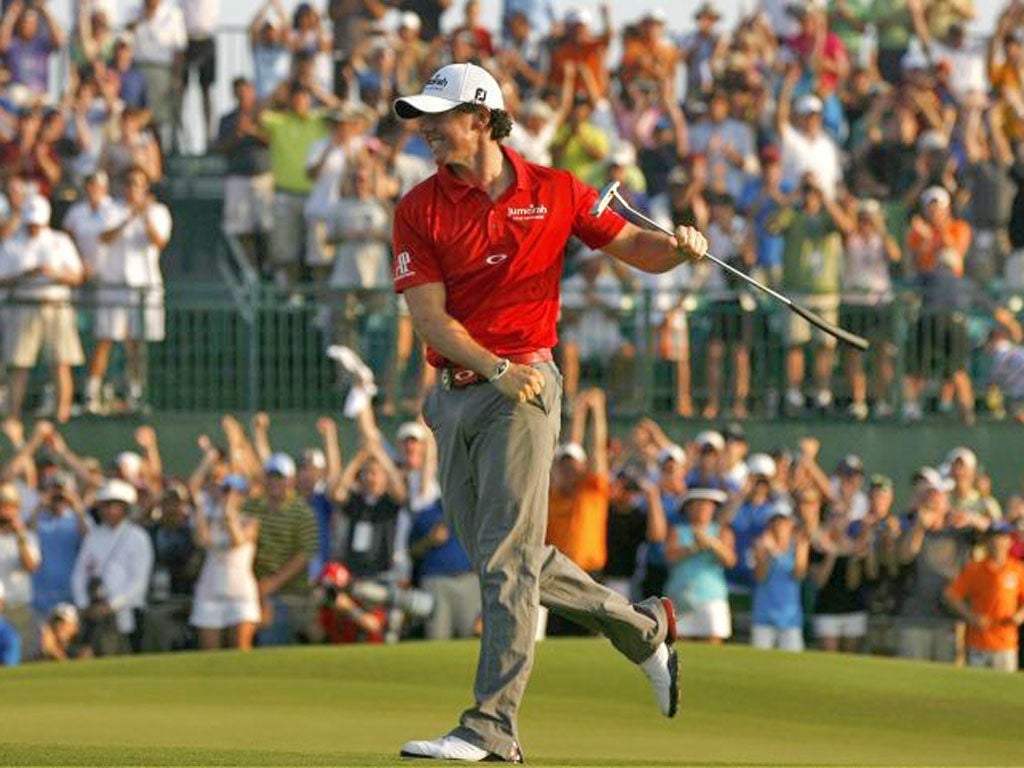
top-left (492, 363), bottom-right (545, 403)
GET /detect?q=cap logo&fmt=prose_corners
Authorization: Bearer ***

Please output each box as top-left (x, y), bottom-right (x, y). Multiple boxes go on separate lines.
top-left (474, 88), bottom-right (487, 103)
top-left (425, 76), bottom-right (448, 90)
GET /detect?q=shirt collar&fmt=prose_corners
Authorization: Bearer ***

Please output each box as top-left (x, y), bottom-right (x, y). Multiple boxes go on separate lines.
top-left (438, 145), bottom-right (530, 203)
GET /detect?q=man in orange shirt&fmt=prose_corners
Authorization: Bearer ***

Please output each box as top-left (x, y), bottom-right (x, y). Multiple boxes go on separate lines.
top-left (620, 10), bottom-right (679, 88)
top-left (945, 521), bottom-right (1024, 672)
top-left (907, 186), bottom-right (971, 276)
top-left (546, 388), bottom-right (610, 635)
top-left (547, 6), bottom-right (611, 99)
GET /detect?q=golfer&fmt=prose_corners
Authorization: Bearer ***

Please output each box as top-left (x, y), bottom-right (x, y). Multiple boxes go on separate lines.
top-left (392, 63), bottom-right (708, 763)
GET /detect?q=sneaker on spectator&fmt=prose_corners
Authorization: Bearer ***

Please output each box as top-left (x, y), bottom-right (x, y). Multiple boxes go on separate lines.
top-left (814, 389), bottom-right (833, 410)
top-left (901, 400), bottom-right (924, 423)
top-left (873, 400), bottom-right (894, 419)
top-left (848, 401), bottom-right (868, 421)
top-left (784, 388), bottom-right (804, 416)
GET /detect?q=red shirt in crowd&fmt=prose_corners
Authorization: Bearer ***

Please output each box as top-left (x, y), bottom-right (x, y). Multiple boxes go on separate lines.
top-left (392, 146), bottom-right (627, 367)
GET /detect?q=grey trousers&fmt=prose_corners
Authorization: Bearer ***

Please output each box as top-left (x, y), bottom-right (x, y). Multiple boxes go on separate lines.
top-left (422, 362), bottom-right (669, 757)
top-left (423, 572), bottom-right (481, 640)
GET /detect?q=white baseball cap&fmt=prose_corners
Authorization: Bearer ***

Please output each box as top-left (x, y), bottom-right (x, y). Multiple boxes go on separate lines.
top-left (399, 11), bottom-right (421, 30)
top-left (265, 452), bottom-right (297, 478)
top-left (565, 7), bottom-right (593, 26)
top-left (554, 442), bottom-right (587, 463)
top-left (747, 453), bottom-right (777, 479)
top-left (658, 444), bottom-right (686, 465)
top-left (96, 478), bottom-right (138, 505)
top-left (681, 487), bottom-right (728, 506)
top-left (921, 186), bottom-right (951, 207)
top-left (695, 430), bottom-right (726, 452)
top-left (794, 94), bottom-right (823, 115)
top-left (116, 451), bottom-right (143, 480)
top-left (397, 421), bottom-right (428, 442)
top-left (394, 63), bottom-right (504, 119)
top-left (915, 466), bottom-right (954, 493)
top-left (946, 447), bottom-right (978, 471)
top-left (22, 194), bottom-right (50, 226)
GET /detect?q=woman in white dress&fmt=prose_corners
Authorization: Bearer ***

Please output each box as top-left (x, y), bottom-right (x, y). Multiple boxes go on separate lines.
top-left (190, 475), bottom-right (260, 651)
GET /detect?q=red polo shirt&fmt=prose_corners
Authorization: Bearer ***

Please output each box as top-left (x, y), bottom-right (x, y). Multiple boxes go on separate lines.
top-left (392, 146), bottom-right (627, 367)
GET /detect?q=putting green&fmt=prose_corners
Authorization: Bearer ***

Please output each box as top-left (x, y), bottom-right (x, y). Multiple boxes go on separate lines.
top-left (1, 639), bottom-right (1022, 767)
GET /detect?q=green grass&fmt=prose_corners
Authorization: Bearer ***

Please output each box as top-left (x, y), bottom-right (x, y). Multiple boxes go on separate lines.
top-left (1, 640), bottom-right (1022, 767)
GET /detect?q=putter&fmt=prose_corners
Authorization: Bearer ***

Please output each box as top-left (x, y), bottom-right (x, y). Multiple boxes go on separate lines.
top-left (592, 181), bottom-right (870, 351)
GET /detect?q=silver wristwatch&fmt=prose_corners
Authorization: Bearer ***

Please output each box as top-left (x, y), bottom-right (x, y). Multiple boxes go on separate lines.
top-left (488, 358), bottom-right (511, 383)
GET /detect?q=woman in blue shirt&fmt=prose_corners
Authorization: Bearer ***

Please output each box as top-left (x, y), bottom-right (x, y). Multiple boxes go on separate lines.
top-left (751, 503), bottom-right (810, 652)
top-left (664, 487), bottom-right (736, 643)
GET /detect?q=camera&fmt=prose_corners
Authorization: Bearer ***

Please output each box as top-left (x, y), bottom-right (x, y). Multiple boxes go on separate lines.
top-left (318, 562), bottom-right (434, 619)
top-left (87, 575), bottom-right (109, 605)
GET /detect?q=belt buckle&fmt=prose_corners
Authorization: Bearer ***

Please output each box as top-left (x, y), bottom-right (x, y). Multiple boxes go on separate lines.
top-left (441, 369), bottom-right (453, 390)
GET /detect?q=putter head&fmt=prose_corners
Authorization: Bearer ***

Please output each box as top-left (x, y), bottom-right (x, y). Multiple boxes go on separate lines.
top-left (591, 181), bottom-right (621, 217)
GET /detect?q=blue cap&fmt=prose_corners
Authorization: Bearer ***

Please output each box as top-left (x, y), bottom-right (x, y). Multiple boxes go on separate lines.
top-left (264, 452), bottom-right (296, 478)
top-left (221, 474), bottom-right (250, 494)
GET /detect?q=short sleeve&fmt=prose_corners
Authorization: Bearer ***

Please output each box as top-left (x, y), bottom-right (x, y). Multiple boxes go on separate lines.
top-left (59, 235), bottom-right (83, 275)
top-left (392, 199), bottom-right (444, 293)
top-left (569, 174), bottom-right (628, 250)
top-left (150, 205), bottom-right (173, 243)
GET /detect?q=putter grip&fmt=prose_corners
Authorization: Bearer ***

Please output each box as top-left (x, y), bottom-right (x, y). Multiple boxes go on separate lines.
top-left (789, 302), bottom-right (870, 351)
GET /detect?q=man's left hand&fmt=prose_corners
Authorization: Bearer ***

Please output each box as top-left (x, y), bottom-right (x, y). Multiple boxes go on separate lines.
top-left (674, 225), bottom-right (708, 262)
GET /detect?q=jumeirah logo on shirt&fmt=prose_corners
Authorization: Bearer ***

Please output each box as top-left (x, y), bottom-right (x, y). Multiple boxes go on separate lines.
top-left (507, 204), bottom-right (548, 221)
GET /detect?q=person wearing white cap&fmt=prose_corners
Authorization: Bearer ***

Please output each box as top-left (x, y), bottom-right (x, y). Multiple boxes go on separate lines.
top-left (0, 194), bottom-right (85, 423)
top-left (506, 64), bottom-right (574, 166)
top-left (249, 1), bottom-right (290, 100)
top-left (663, 487), bottom-right (736, 642)
top-left (37, 602), bottom-right (82, 661)
top-left (71, 478), bottom-right (153, 654)
top-left (895, 467), bottom-right (969, 663)
top-left (88, 166), bottom-right (170, 413)
top-left (684, 431), bottom-right (739, 494)
top-left (775, 64), bottom-right (841, 200)
top-left (729, 453), bottom-right (779, 591)
top-left (751, 503), bottom-right (809, 652)
top-left (392, 54), bottom-right (709, 762)
top-left (620, 9), bottom-right (678, 86)
top-left (946, 447), bottom-right (999, 526)
top-left (908, 185), bottom-right (970, 277)
top-left (548, 4), bottom-right (612, 98)
top-left (244, 450), bottom-right (319, 646)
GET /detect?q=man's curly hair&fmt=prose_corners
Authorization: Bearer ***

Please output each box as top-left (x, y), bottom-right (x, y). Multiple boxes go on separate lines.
top-left (456, 104), bottom-right (514, 141)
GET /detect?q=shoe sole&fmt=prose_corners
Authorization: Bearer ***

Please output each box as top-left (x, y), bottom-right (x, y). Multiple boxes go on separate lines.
top-left (666, 646), bottom-right (680, 718)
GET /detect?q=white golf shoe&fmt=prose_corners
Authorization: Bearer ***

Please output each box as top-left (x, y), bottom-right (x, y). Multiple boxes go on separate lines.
top-left (400, 734), bottom-right (523, 763)
top-left (638, 596), bottom-right (680, 718)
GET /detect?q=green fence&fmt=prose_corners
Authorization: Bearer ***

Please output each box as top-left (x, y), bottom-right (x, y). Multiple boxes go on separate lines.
top-left (24, 284), bottom-right (997, 416)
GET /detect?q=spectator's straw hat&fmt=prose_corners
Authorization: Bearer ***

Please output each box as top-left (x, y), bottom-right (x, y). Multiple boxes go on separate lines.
top-left (917, 130), bottom-right (948, 152)
top-left (264, 453), bottom-right (297, 478)
top-left (96, 478), bottom-right (138, 506)
top-left (220, 474), bottom-right (250, 494)
top-left (22, 195), bottom-right (50, 226)
top-left (921, 186), bottom-right (950, 207)
top-left (0, 483), bottom-right (20, 506)
top-left (856, 198), bottom-right (882, 218)
top-left (694, 2), bottom-right (721, 20)
top-left (554, 442), bottom-right (587, 463)
top-left (397, 422), bottom-right (428, 442)
top-left (658, 444), bottom-right (686, 466)
top-left (747, 453), bottom-right (777, 479)
top-left (694, 430), bottom-right (725, 453)
top-left (50, 603), bottom-right (79, 624)
top-left (565, 7), bottom-right (593, 26)
top-left (681, 487), bottom-right (728, 506)
top-left (945, 447), bottom-right (977, 471)
top-left (794, 94), bottom-right (823, 115)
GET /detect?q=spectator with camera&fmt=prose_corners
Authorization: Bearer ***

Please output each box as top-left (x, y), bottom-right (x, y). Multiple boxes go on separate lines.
top-left (751, 502), bottom-right (809, 652)
top-left (0, 480), bottom-right (39, 656)
top-left (190, 473), bottom-right (260, 651)
top-left (246, 453), bottom-right (318, 646)
top-left (945, 521), bottom-right (1024, 672)
top-left (861, 474), bottom-right (904, 655)
top-left (727, 452), bottom-right (781, 592)
top-left (71, 479), bottom-right (153, 656)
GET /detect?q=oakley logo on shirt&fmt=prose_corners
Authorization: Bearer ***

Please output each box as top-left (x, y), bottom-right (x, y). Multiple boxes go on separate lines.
top-left (486, 253), bottom-right (509, 265)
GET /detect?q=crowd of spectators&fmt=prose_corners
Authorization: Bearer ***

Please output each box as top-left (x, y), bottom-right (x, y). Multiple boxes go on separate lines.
top-left (0, 352), bottom-right (1022, 671)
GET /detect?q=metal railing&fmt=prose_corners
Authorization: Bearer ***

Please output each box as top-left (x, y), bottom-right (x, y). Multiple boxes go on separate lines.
top-left (1, 283), bottom-right (1012, 417)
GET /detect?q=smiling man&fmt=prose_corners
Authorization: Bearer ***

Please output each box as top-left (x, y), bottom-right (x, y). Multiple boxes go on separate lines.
top-left (391, 63), bottom-right (708, 763)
